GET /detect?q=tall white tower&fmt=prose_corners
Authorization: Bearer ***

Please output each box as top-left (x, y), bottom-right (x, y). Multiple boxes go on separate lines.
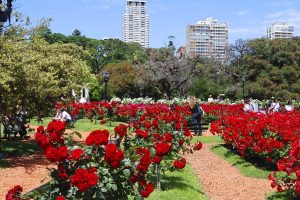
top-left (123, 0), bottom-right (149, 48)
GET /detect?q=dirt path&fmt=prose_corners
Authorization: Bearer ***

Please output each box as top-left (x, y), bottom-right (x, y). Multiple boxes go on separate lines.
top-left (186, 142), bottom-right (275, 200)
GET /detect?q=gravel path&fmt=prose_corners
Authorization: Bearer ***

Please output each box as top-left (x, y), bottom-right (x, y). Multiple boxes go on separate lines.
top-left (186, 142), bottom-right (275, 200)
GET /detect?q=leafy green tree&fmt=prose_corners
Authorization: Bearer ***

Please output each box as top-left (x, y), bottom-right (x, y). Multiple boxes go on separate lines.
top-left (0, 33), bottom-right (92, 117)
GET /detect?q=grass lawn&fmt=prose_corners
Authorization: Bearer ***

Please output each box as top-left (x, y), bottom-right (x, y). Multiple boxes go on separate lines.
top-left (72, 119), bottom-right (126, 133)
top-left (266, 191), bottom-right (299, 200)
top-left (29, 117), bottom-right (126, 133)
top-left (192, 135), bottom-right (224, 144)
top-left (130, 165), bottom-right (208, 200)
top-left (0, 140), bottom-right (39, 169)
top-left (210, 144), bottom-right (283, 179)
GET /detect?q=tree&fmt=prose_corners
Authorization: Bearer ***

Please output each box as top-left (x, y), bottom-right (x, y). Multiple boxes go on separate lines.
top-left (140, 48), bottom-right (201, 98)
top-left (234, 38), bottom-right (300, 99)
top-left (72, 29), bottom-right (82, 37)
top-left (0, 35), bottom-right (92, 117)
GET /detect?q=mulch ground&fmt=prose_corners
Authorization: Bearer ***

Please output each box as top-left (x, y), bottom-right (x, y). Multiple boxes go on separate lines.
top-left (0, 128), bottom-right (275, 199)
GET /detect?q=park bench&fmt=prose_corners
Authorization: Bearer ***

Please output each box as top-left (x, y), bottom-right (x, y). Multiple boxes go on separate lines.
top-left (186, 120), bottom-right (210, 135)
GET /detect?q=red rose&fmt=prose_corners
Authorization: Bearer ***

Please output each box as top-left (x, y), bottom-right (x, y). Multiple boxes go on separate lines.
top-left (173, 158), bottom-right (186, 169)
top-left (86, 130), bottom-right (109, 146)
top-left (155, 143), bottom-right (171, 157)
top-left (136, 129), bottom-right (149, 139)
top-left (163, 133), bottom-right (173, 143)
top-left (114, 124), bottom-right (128, 137)
top-left (276, 160), bottom-right (285, 171)
top-left (194, 142), bottom-right (203, 151)
top-left (104, 144), bottom-right (124, 168)
top-left (70, 148), bottom-right (84, 161)
top-left (56, 196), bottom-right (66, 200)
top-left (50, 132), bottom-right (63, 142)
top-left (140, 182), bottom-right (154, 198)
top-left (152, 156), bottom-right (162, 164)
top-left (179, 139), bottom-right (184, 146)
top-left (45, 146), bottom-right (68, 162)
top-left (37, 126), bottom-right (44, 133)
top-left (70, 168), bottom-right (98, 192)
top-left (35, 132), bottom-right (50, 150)
top-left (136, 148), bottom-right (151, 172)
top-left (6, 185), bottom-right (23, 200)
top-left (100, 119), bottom-right (106, 125)
top-left (130, 174), bottom-right (138, 183)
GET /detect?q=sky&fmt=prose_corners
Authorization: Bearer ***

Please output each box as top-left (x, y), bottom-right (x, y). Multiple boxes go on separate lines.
top-left (16, 0), bottom-right (300, 48)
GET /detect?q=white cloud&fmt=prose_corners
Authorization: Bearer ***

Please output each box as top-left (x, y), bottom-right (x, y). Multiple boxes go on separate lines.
top-left (236, 10), bottom-right (249, 16)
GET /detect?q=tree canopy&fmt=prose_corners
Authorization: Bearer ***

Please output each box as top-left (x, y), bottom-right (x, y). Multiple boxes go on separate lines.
top-left (0, 26), bottom-right (92, 116)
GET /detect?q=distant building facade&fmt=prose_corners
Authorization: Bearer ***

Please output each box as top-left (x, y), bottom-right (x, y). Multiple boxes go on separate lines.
top-left (267, 22), bottom-right (294, 39)
top-left (186, 17), bottom-right (228, 61)
top-left (123, 0), bottom-right (149, 48)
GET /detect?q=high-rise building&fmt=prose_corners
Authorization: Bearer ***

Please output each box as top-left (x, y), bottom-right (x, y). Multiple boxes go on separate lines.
top-left (186, 17), bottom-right (228, 61)
top-left (123, 0), bottom-right (149, 48)
top-left (267, 22), bottom-right (294, 39)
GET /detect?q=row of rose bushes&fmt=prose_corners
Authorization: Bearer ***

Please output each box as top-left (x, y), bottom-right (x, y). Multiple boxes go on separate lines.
top-left (53, 101), bottom-right (244, 124)
top-left (210, 110), bottom-right (300, 196)
top-left (7, 103), bottom-right (202, 200)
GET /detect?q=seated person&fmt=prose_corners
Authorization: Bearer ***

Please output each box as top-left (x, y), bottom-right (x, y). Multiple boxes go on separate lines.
top-left (285, 99), bottom-right (294, 112)
top-left (54, 108), bottom-right (72, 123)
top-left (243, 99), bottom-right (253, 113)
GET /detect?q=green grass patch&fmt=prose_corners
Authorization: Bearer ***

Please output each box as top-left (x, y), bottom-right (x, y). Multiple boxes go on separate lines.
top-left (0, 140), bottom-right (39, 169)
top-left (29, 117), bottom-right (52, 127)
top-left (129, 165), bottom-right (207, 200)
top-left (72, 119), bottom-right (126, 133)
top-left (1, 140), bottom-right (39, 157)
top-left (0, 160), bottom-right (9, 169)
top-left (30, 117), bottom-right (126, 133)
top-left (192, 135), bottom-right (224, 144)
top-left (266, 191), bottom-right (298, 200)
top-left (211, 144), bottom-right (285, 179)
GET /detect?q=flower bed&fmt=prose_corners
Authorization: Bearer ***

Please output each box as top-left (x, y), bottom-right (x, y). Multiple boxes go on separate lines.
top-left (211, 110), bottom-right (300, 196)
top-left (7, 103), bottom-right (203, 200)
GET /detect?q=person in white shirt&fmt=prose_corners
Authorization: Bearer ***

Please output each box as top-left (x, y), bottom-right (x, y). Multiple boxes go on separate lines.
top-left (269, 98), bottom-right (280, 113)
top-left (207, 95), bottom-right (214, 103)
top-left (285, 99), bottom-right (294, 112)
top-left (243, 99), bottom-right (252, 113)
top-left (79, 97), bottom-right (87, 104)
top-left (54, 108), bottom-right (72, 122)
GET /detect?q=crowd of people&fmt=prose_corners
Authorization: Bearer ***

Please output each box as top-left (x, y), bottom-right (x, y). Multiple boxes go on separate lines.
top-left (243, 97), bottom-right (294, 114)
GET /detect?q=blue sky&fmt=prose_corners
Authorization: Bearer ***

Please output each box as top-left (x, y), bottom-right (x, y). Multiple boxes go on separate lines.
top-left (17, 0), bottom-right (300, 48)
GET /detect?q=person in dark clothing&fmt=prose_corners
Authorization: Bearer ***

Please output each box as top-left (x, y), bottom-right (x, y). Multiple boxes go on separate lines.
top-left (16, 110), bottom-right (29, 139)
top-left (189, 96), bottom-right (204, 136)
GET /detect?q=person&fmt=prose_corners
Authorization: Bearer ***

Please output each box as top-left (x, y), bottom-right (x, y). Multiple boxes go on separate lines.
top-left (189, 96), bottom-right (204, 136)
top-left (250, 99), bottom-right (259, 113)
top-left (16, 109), bottom-right (29, 139)
top-left (216, 95), bottom-right (223, 103)
top-left (243, 99), bottom-right (253, 113)
top-left (285, 99), bottom-right (294, 112)
top-left (54, 108), bottom-right (72, 123)
top-left (79, 97), bottom-right (87, 104)
top-left (207, 95), bottom-right (214, 103)
top-left (269, 98), bottom-right (280, 113)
